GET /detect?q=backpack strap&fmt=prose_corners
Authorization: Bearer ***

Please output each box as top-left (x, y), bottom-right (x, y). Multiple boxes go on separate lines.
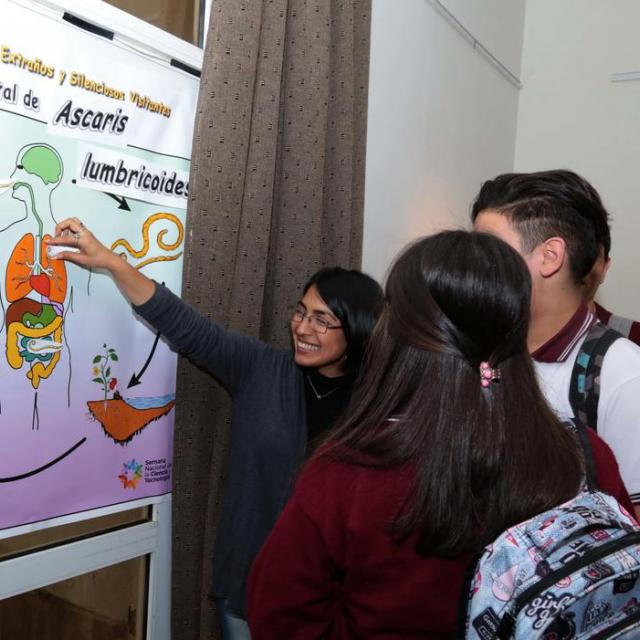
top-left (457, 421), bottom-right (600, 636)
top-left (568, 321), bottom-right (622, 433)
top-left (454, 551), bottom-right (484, 639)
top-left (607, 312), bottom-right (635, 338)
top-left (564, 419), bottom-right (598, 491)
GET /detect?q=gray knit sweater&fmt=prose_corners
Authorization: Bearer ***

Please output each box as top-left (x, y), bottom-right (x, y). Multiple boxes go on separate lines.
top-left (134, 283), bottom-right (307, 617)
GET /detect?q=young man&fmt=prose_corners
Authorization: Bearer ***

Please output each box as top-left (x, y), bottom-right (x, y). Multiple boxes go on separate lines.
top-left (471, 169), bottom-right (640, 516)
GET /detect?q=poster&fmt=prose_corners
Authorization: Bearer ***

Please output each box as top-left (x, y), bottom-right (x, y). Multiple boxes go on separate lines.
top-left (0, 1), bottom-right (199, 529)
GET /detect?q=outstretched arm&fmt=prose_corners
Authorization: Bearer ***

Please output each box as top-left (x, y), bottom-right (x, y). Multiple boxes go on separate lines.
top-left (47, 218), bottom-right (272, 393)
top-left (46, 217), bottom-right (155, 306)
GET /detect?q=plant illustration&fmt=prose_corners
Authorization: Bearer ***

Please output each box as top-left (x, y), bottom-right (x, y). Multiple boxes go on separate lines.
top-left (92, 343), bottom-right (119, 401)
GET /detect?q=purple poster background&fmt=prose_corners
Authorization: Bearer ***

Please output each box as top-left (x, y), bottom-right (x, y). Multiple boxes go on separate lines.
top-left (0, 4), bottom-right (198, 530)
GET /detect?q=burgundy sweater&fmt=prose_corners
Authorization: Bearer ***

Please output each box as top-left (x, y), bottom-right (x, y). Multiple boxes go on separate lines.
top-left (247, 429), bottom-right (633, 639)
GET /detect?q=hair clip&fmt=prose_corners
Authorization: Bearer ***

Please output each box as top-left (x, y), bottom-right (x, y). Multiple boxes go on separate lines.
top-left (480, 361), bottom-right (501, 388)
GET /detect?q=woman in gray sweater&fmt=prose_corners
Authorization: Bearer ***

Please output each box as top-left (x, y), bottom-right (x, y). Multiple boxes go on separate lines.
top-left (47, 216), bottom-right (383, 639)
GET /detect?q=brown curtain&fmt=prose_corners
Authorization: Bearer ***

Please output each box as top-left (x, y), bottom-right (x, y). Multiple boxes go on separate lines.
top-left (172, 1), bottom-right (372, 638)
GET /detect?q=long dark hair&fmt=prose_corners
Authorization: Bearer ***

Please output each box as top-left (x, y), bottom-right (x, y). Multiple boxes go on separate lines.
top-left (324, 231), bottom-right (583, 557)
top-left (304, 268), bottom-right (383, 375)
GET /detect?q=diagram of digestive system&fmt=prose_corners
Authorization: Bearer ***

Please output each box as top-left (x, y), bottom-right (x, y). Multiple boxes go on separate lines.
top-left (1, 144), bottom-right (67, 429)
top-left (0, 142), bottom-right (182, 446)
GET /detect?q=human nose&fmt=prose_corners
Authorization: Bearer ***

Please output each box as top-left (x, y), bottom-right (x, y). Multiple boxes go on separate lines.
top-left (293, 314), bottom-right (313, 334)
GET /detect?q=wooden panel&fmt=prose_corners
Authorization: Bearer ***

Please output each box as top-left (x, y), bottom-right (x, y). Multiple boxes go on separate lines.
top-left (105, 0), bottom-right (200, 44)
top-left (0, 589), bottom-right (131, 640)
top-left (0, 554), bottom-right (146, 639)
top-left (0, 507), bottom-right (150, 559)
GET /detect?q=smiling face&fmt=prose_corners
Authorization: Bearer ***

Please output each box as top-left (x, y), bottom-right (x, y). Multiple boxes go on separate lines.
top-left (291, 284), bottom-right (348, 378)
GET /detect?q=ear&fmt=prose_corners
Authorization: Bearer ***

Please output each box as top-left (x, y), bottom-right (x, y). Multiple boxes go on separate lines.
top-left (538, 237), bottom-right (566, 279)
top-left (602, 256), bottom-right (612, 281)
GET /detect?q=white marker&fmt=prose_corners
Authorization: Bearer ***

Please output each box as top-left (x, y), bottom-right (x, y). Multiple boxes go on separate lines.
top-left (0, 179), bottom-right (14, 196)
top-left (47, 244), bottom-right (81, 257)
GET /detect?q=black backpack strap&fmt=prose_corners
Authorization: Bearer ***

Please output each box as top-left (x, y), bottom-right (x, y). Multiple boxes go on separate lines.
top-left (607, 312), bottom-right (635, 339)
top-left (454, 551), bottom-right (484, 639)
top-left (568, 322), bottom-right (622, 433)
top-left (564, 419), bottom-right (598, 491)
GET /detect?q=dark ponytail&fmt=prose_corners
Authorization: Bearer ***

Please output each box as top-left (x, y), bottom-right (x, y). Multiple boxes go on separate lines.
top-left (324, 231), bottom-right (583, 557)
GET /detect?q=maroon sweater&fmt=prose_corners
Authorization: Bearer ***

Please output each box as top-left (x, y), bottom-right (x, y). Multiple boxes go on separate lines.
top-left (247, 430), bottom-right (633, 639)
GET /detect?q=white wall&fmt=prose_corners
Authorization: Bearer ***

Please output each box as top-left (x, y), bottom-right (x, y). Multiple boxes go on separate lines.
top-left (362, 0), bottom-right (526, 282)
top-left (515, 1), bottom-right (640, 318)
top-left (438, 0), bottom-right (524, 74)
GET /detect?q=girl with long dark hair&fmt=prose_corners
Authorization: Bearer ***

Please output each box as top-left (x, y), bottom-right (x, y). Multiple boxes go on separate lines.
top-left (47, 217), bottom-right (383, 639)
top-left (247, 230), bottom-right (633, 638)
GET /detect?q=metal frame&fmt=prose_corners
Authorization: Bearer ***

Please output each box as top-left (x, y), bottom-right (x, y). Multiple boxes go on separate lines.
top-left (0, 495), bottom-right (172, 640)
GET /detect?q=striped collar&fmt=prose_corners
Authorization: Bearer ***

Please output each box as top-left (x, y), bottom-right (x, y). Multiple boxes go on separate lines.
top-left (531, 302), bottom-right (597, 363)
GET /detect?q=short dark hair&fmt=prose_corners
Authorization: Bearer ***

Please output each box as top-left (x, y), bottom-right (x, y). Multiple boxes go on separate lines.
top-left (304, 267), bottom-right (383, 375)
top-left (324, 231), bottom-right (583, 557)
top-left (471, 169), bottom-right (611, 282)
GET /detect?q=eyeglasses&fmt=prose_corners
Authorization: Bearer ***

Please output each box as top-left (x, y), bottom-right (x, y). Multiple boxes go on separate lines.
top-left (291, 308), bottom-right (342, 334)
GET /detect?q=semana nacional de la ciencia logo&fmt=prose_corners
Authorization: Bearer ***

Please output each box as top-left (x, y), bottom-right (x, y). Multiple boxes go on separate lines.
top-left (118, 458), bottom-right (143, 489)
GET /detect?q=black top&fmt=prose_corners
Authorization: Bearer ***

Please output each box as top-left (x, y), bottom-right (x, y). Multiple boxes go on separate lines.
top-left (134, 283), bottom-right (354, 617)
top-left (304, 368), bottom-right (355, 449)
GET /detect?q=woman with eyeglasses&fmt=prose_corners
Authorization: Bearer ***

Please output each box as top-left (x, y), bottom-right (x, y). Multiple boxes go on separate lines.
top-left (47, 217), bottom-right (384, 640)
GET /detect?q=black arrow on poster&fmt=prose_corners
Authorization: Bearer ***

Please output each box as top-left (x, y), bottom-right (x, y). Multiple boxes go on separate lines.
top-left (128, 330), bottom-right (161, 388)
top-left (106, 193), bottom-right (131, 211)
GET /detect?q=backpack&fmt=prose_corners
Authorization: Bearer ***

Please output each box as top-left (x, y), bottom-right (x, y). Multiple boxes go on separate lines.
top-left (461, 422), bottom-right (640, 639)
top-left (569, 321), bottom-right (622, 433)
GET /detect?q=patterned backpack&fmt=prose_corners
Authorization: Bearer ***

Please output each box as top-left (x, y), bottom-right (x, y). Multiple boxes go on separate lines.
top-left (461, 422), bottom-right (640, 639)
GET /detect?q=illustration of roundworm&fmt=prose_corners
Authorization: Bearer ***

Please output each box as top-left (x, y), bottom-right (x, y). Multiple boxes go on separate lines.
top-left (110, 212), bottom-right (184, 270)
